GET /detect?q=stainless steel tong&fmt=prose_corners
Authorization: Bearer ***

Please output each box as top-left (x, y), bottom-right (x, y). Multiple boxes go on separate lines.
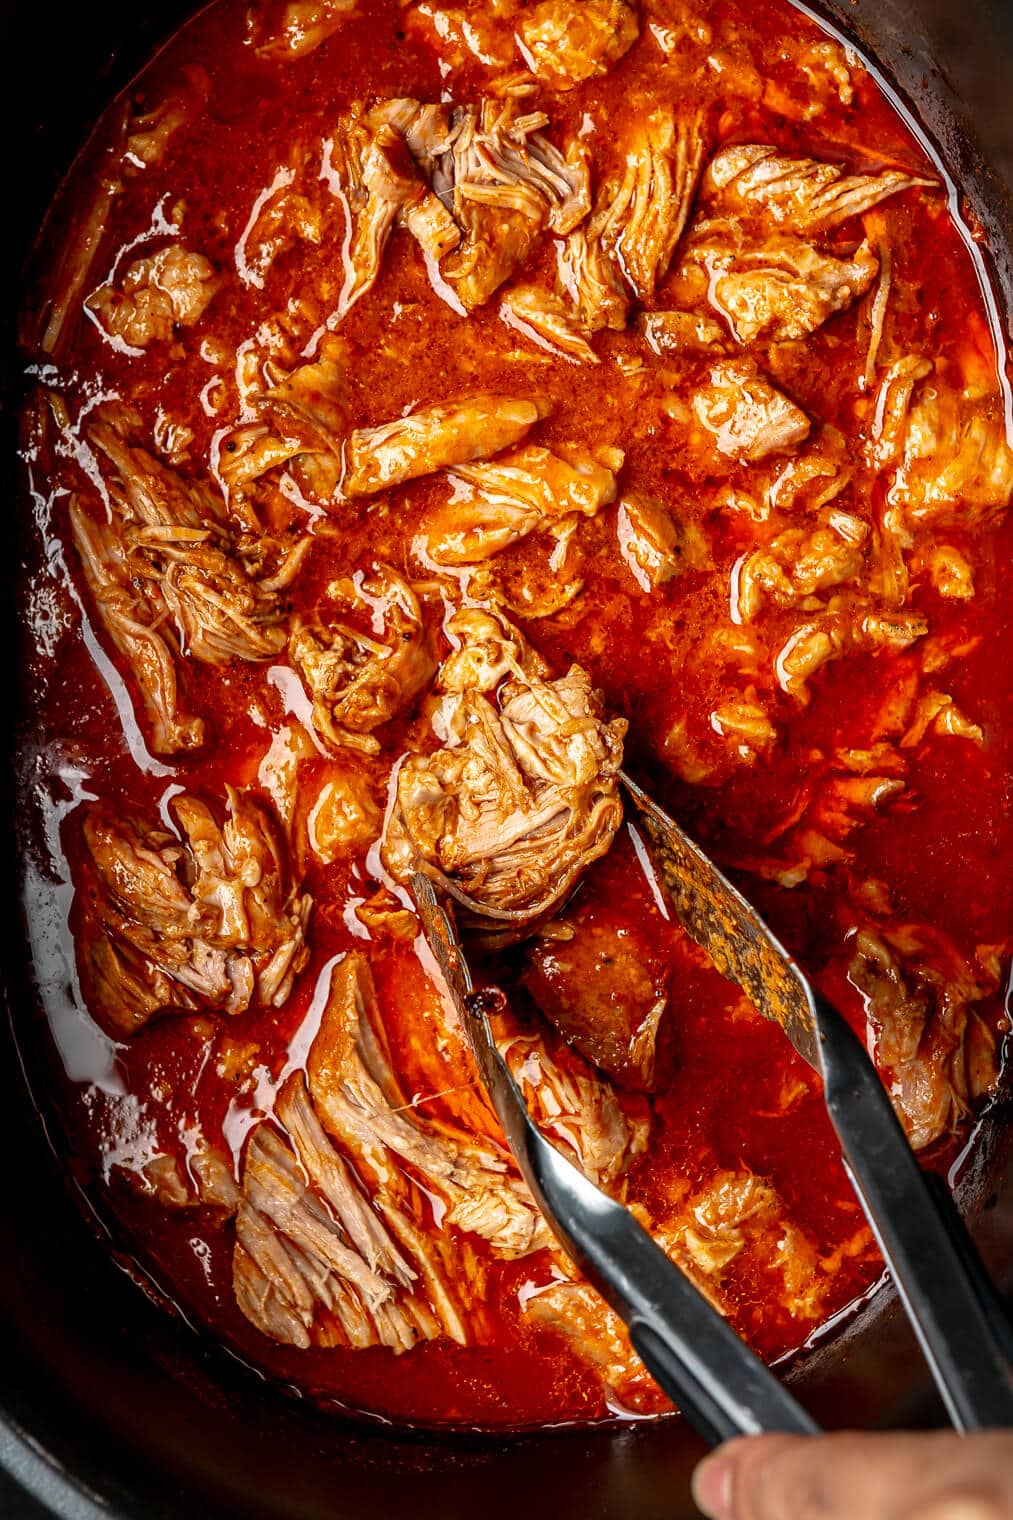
top-left (412, 870), bottom-right (819, 1444)
top-left (620, 774), bottom-right (1013, 1432)
top-left (410, 775), bottom-right (1013, 1444)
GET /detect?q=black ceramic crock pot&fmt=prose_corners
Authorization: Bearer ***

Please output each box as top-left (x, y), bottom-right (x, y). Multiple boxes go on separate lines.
top-left (4, 2), bottom-right (1013, 1515)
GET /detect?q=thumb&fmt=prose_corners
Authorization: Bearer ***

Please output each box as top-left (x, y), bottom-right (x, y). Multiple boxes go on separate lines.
top-left (690, 1431), bottom-right (1013, 1520)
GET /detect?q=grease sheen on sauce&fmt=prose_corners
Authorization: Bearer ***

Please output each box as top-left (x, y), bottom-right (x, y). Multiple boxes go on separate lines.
top-left (16, 0), bottom-right (1013, 1431)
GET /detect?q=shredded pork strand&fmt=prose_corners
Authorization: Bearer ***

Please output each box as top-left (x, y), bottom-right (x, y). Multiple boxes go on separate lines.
top-left (516, 0), bottom-right (639, 91)
top-left (69, 406), bottom-right (303, 751)
top-left (328, 114), bottom-right (461, 321)
top-left (588, 109), bottom-right (705, 305)
top-left (421, 98), bottom-right (592, 310)
top-left (701, 143), bottom-right (935, 231)
top-left (422, 442), bottom-right (621, 563)
top-left (341, 392), bottom-right (552, 496)
top-left (87, 243), bottom-right (220, 350)
top-left (235, 951), bottom-right (651, 1350)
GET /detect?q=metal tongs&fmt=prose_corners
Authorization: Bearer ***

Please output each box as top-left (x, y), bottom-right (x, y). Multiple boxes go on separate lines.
top-left (410, 775), bottom-right (1013, 1445)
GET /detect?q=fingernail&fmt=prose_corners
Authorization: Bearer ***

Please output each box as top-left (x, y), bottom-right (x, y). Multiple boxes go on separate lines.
top-left (691, 1453), bottom-right (734, 1518)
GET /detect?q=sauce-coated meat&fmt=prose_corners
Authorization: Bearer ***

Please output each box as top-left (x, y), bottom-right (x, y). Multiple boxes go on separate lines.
top-left (15, 0), bottom-right (1012, 1431)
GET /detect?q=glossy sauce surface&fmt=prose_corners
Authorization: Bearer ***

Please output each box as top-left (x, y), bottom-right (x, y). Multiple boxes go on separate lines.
top-left (17, 0), bottom-right (1013, 1429)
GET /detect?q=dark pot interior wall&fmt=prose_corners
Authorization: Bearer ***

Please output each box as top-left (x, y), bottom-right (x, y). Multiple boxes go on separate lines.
top-left (4, 2), bottom-right (1012, 1517)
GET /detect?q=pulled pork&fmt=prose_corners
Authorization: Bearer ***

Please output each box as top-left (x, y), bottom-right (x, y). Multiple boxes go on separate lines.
top-left (76, 788), bottom-right (310, 1035)
top-left (516, 0), bottom-right (639, 92)
top-left (422, 442), bottom-right (621, 564)
top-left (848, 924), bottom-right (1003, 1151)
top-left (678, 226), bottom-right (878, 344)
top-left (289, 562), bottom-right (436, 754)
top-left (342, 392), bottom-right (552, 496)
top-left (437, 100), bottom-right (591, 309)
top-left (692, 359), bottom-right (811, 461)
top-left (382, 608), bottom-right (626, 932)
top-left (700, 143), bottom-right (934, 232)
top-left (234, 951), bottom-right (650, 1351)
top-left (87, 243), bottom-right (220, 350)
top-left (70, 405), bottom-right (304, 752)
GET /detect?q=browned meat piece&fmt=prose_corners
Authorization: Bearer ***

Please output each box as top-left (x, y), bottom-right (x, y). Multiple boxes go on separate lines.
top-left (516, 0), bottom-right (638, 91)
top-left (733, 514), bottom-right (869, 620)
top-left (223, 372), bottom-right (553, 510)
top-left (234, 1073), bottom-right (454, 1351)
top-left (679, 224), bottom-right (879, 344)
top-left (497, 1022), bottom-right (648, 1187)
top-left (260, 340), bottom-right (349, 440)
top-left (588, 109), bottom-right (705, 305)
top-left (524, 920), bottom-right (669, 1088)
top-left (438, 101), bottom-right (591, 309)
top-left (500, 284), bottom-right (600, 364)
top-left (673, 1171), bottom-right (826, 1315)
top-left (341, 392), bottom-right (552, 496)
top-left (867, 362), bottom-right (1013, 528)
top-left (70, 502), bottom-right (203, 753)
top-left (422, 442), bottom-right (621, 564)
top-left (304, 763), bottom-right (383, 860)
top-left (900, 691), bottom-right (983, 748)
top-left (77, 787), bottom-right (311, 1035)
top-left (217, 338), bottom-right (350, 520)
top-left (382, 612), bottom-right (626, 934)
top-left (774, 608), bottom-right (927, 701)
top-left (328, 116), bottom-right (461, 321)
top-left (692, 358), bottom-right (811, 461)
top-left (288, 562), bottom-right (436, 754)
top-left (307, 955), bottom-right (549, 1256)
top-left (437, 605), bottom-right (549, 692)
top-left (701, 143), bottom-right (934, 232)
top-left (86, 244), bottom-right (220, 350)
top-left (918, 546), bottom-right (975, 602)
top-left (557, 224), bottom-right (631, 335)
top-left (527, 1165), bottom-right (838, 1402)
top-left (849, 927), bottom-right (1002, 1151)
top-left (245, 0), bottom-right (359, 59)
top-left (70, 408), bottom-right (302, 752)
top-left (708, 698), bottom-right (778, 762)
top-left (638, 309), bottom-right (727, 356)
top-left (616, 492), bottom-right (706, 591)
top-left (707, 427), bottom-right (851, 524)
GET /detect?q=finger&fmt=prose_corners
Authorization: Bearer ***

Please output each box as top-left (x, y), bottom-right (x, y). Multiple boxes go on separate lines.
top-left (691, 1431), bottom-right (1013, 1520)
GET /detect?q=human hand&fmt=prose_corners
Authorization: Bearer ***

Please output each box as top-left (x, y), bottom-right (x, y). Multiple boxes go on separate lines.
top-left (691, 1431), bottom-right (1013, 1519)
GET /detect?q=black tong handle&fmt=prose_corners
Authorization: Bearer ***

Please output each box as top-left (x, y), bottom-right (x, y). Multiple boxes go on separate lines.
top-left (815, 993), bottom-right (1013, 1429)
